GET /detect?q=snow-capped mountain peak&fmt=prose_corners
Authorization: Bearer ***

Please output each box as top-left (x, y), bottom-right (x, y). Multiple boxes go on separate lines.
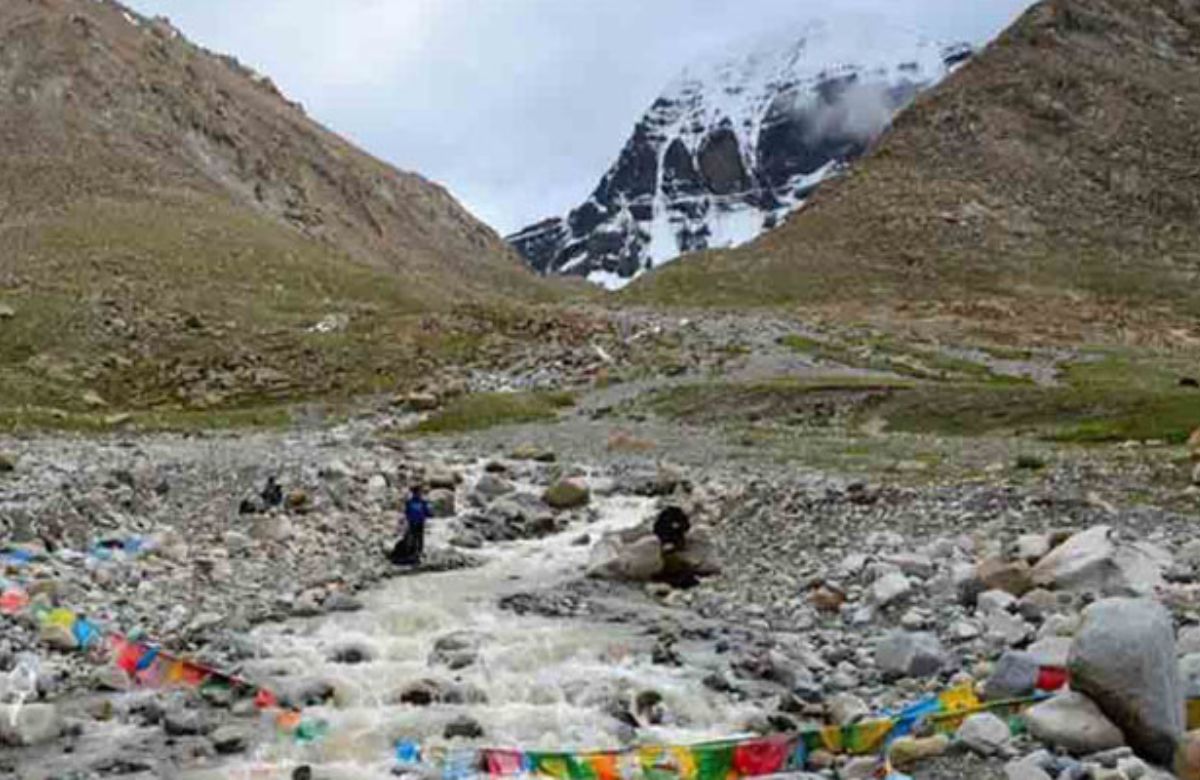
top-left (508, 18), bottom-right (974, 289)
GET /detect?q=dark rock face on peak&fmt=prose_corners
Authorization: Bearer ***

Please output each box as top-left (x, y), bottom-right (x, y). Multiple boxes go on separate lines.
top-left (508, 22), bottom-right (974, 288)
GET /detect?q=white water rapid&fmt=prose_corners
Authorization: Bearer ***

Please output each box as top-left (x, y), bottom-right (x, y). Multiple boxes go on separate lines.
top-left (189, 469), bottom-right (759, 779)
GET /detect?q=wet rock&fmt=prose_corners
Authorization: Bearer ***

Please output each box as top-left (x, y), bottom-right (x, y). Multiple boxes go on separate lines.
top-left (323, 591), bottom-right (363, 613)
top-left (875, 631), bottom-right (949, 679)
top-left (395, 679), bottom-right (445, 706)
top-left (661, 525), bottom-right (721, 585)
top-left (210, 724), bottom-right (252, 755)
top-left (292, 590), bottom-right (324, 617)
top-left (1069, 598), bottom-right (1184, 766)
top-left (429, 631), bottom-right (483, 670)
top-left (473, 474), bottom-right (514, 502)
top-left (543, 479), bottom-right (590, 510)
top-left (1024, 692), bottom-right (1125, 755)
top-left (0, 703), bottom-right (61, 746)
top-left (163, 708), bottom-right (216, 737)
top-left (284, 679), bottom-right (336, 708)
top-left (443, 682), bottom-right (489, 705)
top-left (959, 712), bottom-right (1013, 756)
top-left (444, 715), bottom-right (484, 740)
top-left (589, 535), bottom-right (663, 582)
top-left (329, 643), bottom-right (375, 665)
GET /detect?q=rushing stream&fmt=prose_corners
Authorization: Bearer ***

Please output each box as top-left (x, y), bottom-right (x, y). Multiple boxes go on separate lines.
top-left (188, 470), bottom-right (759, 779)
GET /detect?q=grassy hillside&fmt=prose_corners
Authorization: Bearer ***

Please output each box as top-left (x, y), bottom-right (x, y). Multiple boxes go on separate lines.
top-left (626, 0), bottom-right (1200, 340)
top-left (0, 0), bottom-right (564, 421)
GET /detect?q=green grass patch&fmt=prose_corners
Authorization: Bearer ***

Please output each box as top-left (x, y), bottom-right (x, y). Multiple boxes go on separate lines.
top-left (872, 352), bottom-right (1200, 443)
top-left (0, 404), bottom-right (294, 434)
top-left (410, 391), bottom-right (575, 435)
top-left (649, 377), bottom-right (912, 425)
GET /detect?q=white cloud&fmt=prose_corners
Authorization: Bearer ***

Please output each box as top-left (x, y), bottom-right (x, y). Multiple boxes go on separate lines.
top-left (126, 0), bottom-right (1035, 234)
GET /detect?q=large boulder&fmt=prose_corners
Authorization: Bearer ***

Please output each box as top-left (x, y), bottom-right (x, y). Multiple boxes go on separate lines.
top-left (1069, 598), bottom-right (1184, 766)
top-left (589, 535), bottom-right (663, 582)
top-left (543, 479), bottom-right (591, 510)
top-left (1023, 692), bottom-right (1126, 755)
top-left (1031, 526), bottom-right (1171, 596)
top-left (661, 525), bottom-right (721, 583)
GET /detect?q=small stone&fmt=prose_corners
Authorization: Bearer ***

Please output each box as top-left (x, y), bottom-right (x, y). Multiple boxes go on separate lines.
top-left (875, 631), bottom-right (948, 679)
top-left (163, 708), bottom-right (215, 737)
top-left (809, 586), bottom-right (845, 613)
top-left (0, 703), bottom-right (61, 746)
top-left (82, 390), bottom-right (107, 408)
top-left (1024, 692), bottom-right (1125, 755)
top-left (1016, 534), bottom-right (1052, 562)
top-left (0, 453), bottom-right (15, 473)
top-left (888, 735), bottom-right (950, 768)
top-left (39, 623), bottom-right (78, 651)
top-left (978, 589), bottom-right (1018, 615)
top-left (473, 473), bottom-right (514, 501)
top-left (959, 712), bottom-right (1014, 756)
top-left (841, 757), bottom-right (879, 779)
top-left (977, 557), bottom-right (1034, 597)
top-left (1027, 636), bottom-right (1072, 669)
top-left (985, 651), bottom-right (1041, 700)
top-left (323, 592), bottom-right (363, 613)
top-left (210, 724), bottom-right (252, 755)
top-left (871, 571), bottom-right (913, 607)
top-left (986, 610), bottom-right (1032, 646)
top-left (0, 303), bottom-right (14, 319)
top-left (405, 392), bottom-right (440, 411)
top-left (1005, 754), bottom-right (1054, 780)
top-left (828, 693), bottom-right (869, 726)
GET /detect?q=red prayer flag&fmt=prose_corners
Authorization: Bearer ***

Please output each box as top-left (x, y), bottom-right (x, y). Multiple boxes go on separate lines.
top-left (254, 688), bottom-right (279, 710)
top-left (1037, 666), bottom-right (1068, 691)
top-left (732, 736), bottom-right (793, 777)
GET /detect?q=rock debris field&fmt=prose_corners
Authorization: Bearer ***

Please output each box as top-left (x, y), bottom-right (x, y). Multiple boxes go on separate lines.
top-left (4, 329), bottom-right (1200, 780)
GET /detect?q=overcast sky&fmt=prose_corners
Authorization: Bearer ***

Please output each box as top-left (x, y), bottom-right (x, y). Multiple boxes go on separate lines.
top-left (124, 1), bottom-right (1034, 235)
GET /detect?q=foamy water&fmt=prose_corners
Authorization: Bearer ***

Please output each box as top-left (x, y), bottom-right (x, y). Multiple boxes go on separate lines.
top-left (190, 469), bottom-right (758, 779)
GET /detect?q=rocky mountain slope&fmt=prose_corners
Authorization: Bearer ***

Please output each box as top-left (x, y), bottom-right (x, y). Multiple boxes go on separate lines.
top-left (0, 0), bottom-right (556, 416)
top-left (508, 20), bottom-right (975, 288)
top-left (627, 0), bottom-right (1200, 339)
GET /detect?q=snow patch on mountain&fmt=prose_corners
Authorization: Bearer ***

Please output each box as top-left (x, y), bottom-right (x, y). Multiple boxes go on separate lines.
top-left (508, 18), bottom-right (977, 289)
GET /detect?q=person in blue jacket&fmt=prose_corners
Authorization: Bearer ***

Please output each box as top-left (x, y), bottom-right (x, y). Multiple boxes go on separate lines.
top-left (403, 485), bottom-right (433, 563)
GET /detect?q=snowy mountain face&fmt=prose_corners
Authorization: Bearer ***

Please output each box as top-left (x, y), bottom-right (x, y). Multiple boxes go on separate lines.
top-left (507, 21), bottom-right (974, 289)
